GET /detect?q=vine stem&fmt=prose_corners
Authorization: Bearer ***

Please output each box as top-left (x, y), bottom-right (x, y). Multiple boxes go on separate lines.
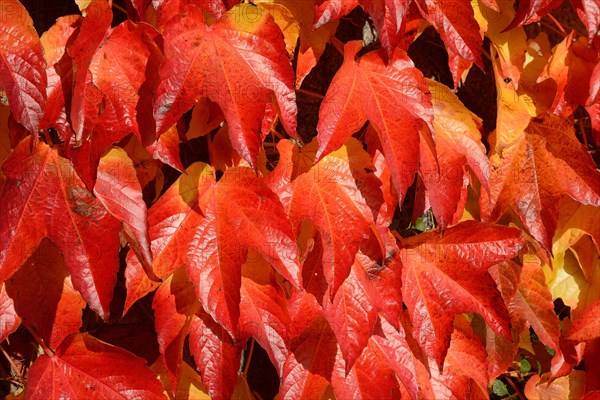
top-left (112, 2), bottom-right (128, 15)
top-left (505, 376), bottom-right (525, 400)
top-left (297, 88), bottom-right (324, 99)
top-left (243, 339), bottom-right (256, 376)
top-left (0, 343), bottom-right (23, 381)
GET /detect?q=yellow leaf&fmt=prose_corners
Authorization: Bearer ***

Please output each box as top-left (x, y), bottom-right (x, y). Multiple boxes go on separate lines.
top-left (524, 370), bottom-right (585, 400)
top-left (152, 358), bottom-right (211, 400)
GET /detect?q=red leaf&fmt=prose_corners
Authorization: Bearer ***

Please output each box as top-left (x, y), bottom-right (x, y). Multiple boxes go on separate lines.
top-left (39, 15), bottom-right (79, 138)
top-left (510, 255), bottom-right (561, 352)
top-left (429, 316), bottom-right (489, 399)
top-left (67, 0), bottom-right (112, 142)
top-left (239, 251), bottom-right (291, 374)
top-left (572, 0), bottom-right (600, 43)
top-left (414, 0), bottom-right (483, 69)
top-left (322, 252), bottom-right (381, 370)
top-left (189, 311), bottom-right (244, 400)
top-left (280, 317), bottom-right (337, 399)
top-left (186, 166), bottom-right (299, 336)
top-left (268, 138), bottom-right (385, 297)
top-left (153, 3), bottom-right (297, 168)
top-left (566, 300), bottom-right (600, 342)
top-left (482, 113), bottom-right (600, 250)
top-left (26, 333), bottom-right (164, 399)
top-left (331, 334), bottom-right (402, 399)
top-left (0, 0), bottom-right (47, 133)
top-left (0, 140), bottom-right (121, 319)
top-left (94, 147), bottom-right (152, 274)
top-left (316, 41), bottom-right (433, 201)
top-left (67, 18), bottom-right (164, 187)
top-left (5, 240), bottom-right (85, 350)
top-left (370, 316), bottom-right (434, 399)
top-left (153, 267), bottom-right (199, 391)
top-left (400, 221), bottom-right (523, 366)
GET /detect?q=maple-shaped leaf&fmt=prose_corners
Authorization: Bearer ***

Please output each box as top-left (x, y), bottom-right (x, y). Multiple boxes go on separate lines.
top-left (0, 0), bottom-right (47, 133)
top-left (400, 220), bottom-right (523, 365)
top-left (0, 139), bottom-right (121, 319)
top-left (186, 166), bottom-right (299, 336)
top-left (153, 0), bottom-right (235, 28)
top-left (25, 333), bottom-right (165, 399)
top-left (420, 79), bottom-right (489, 230)
top-left (317, 41), bottom-right (433, 201)
top-left (268, 138), bottom-right (385, 297)
top-left (94, 147), bottom-right (152, 273)
top-left (414, 0), bottom-right (483, 78)
top-left (129, 160), bottom-right (298, 335)
top-left (5, 240), bottom-right (86, 350)
top-left (189, 310), bottom-right (244, 400)
top-left (481, 113), bottom-right (600, 251)
top-left (0, 283), bottom-right (20, 343)
top-left (39, 15), bottom-right (79, 138)
top-left (280, 316), bottom-right (337, 399)
top-left (239, 251), bottom-right (291, 374)
top-left (153, 3), bottom-right (297, 168)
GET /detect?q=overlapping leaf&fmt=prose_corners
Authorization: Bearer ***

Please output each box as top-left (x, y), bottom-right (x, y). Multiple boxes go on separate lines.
top-left (0, 0), bottom-right (47, 133)
top-left (153, 3), bottom-right (297, 168)
top-left (399, 221), bottom-right (523, 365)
top-left (26, 333), bottom-right (165, 399)
top-left (317, 40), bottom-right (433, 202)
top-left (0, 139), bottom-right (121, 319)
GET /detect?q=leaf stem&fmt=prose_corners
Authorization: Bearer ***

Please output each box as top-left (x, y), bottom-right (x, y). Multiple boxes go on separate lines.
top-left (21, 321), bottom-right (53, 358)
top-left (243, 338), bottom-right (255, 376)
top-left (112, 3), bottom-right (128, 15)
top-left (297, 88), bottom-right (325, 99)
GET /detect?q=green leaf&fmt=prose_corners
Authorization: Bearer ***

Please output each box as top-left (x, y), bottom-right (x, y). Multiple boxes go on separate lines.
top-left (492, 379), bottom-right (509, 397)
top-left (520, 358), bottom-right (531, 374)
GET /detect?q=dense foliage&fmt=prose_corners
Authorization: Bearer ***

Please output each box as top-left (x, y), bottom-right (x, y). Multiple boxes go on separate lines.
top-left (0, 0), bottom-right (599, 398)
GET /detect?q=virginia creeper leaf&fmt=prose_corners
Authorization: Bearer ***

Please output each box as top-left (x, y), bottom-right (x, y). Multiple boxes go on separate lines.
top-left (189, 311), bottom-right (244, 400)
top-left (0, 139), bottom-right (121, 319)
top-left (268, 138), bottom-right (385, 297)
top-left (25, 333), bottom-right (165, 399)
top-left (5, 239), bottom-right (86, 350)
top-left (0, 0), bottom-right (47, 133)
top-left (94, 147), bottom-right (152, 274)
top-left (400, 220), bottom-right (523, 366)
top-left (153, 3), bottom-right (297, 168)
top-left (280, 316), bottom-right (337, 400)
top-left (316, 41), bottom-right (433, 201)
top-left (482, 113), bottom-right (600, 251)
